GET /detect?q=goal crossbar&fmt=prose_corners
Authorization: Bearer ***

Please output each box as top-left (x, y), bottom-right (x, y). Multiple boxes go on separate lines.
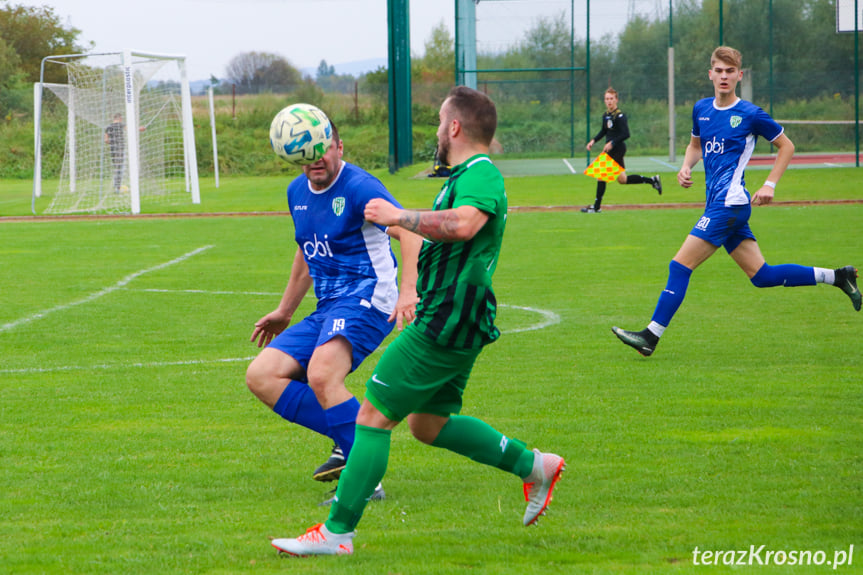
top-left (33, 50), bottom-right (200, 215)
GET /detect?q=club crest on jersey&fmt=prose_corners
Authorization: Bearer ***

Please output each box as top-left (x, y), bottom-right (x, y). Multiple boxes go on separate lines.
top-left (332, 197), bottom-right (345, 216)
top-left (730, 115), bottom-right (742, 128)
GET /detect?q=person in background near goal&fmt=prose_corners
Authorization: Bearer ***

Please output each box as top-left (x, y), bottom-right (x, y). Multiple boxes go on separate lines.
top-left (246, 120), bottom-right (422, 501)
top-left (104, 113), bottom-right (125, 193)
top-left (612, 46), bottom-right (860, 357)
top-left (270, 86), bottom-right (566, 558)
top-left (582, 87), bottom-right (662, 213)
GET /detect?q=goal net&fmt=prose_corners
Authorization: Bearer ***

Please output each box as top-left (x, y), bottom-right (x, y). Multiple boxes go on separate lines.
top-left (33, 51), bottom-right (200, 214)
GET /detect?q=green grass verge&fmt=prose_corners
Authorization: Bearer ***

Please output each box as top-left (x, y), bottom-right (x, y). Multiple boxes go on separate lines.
top-left (0, 199), bottom-right (863, 575)
top-left (1, 196), bottom-right (861, 573)
top-left (3, 164), bottom-right (863, 218)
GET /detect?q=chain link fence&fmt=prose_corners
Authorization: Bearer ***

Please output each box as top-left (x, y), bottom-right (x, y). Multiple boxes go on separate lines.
top-left (455, 0), bottom-right (860, 161)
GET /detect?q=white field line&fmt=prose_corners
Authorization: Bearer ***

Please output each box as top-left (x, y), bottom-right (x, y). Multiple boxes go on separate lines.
top-left (126, 289), bottom-right (562, 332)
top-left (130, 290), bottom-right (560, 334)
top-left (499, 304), bottom-right (561, 334)
top-left (3, 295), bottom-right (559, 375)
top-left (650, 157), bottom-right (679, 170)
top-left (136, 288), bottom-right (284, 296)
top-left (0, 356), bottom-right (257, 375)
top-left (0, 246), bottom-right (214, 334)
top-left (562, 158), bottom-right (577, 174)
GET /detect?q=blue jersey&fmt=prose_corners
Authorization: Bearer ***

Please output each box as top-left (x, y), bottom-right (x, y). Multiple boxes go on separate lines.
top-left (691, 97), bottom-right (783, 207)
top-left (287, 161), bottom-right (402, 314)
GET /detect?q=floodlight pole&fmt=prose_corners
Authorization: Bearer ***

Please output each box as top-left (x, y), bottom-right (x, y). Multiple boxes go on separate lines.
top-left (455, 0), bottom-right (477, 89)
top-left (856, 0), bottom-right (860, 166)
top-left (209, 86), bottom-right (220, 188)
top-left (585, 0), bottom-right (591, 167)
top-left (387, 0), bottom-right (412, 173)
top-left (668, 0), bottom-right (676, 163)
top-left (570, 0), bottom-right (575, 158)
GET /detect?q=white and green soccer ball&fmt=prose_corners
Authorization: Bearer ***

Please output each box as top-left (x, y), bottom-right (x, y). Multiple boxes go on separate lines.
top-left (269, 103), bottom-right (333, 165)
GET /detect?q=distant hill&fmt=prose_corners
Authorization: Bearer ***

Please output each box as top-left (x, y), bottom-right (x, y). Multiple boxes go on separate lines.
top-left (321, 57), bottom-right (388, 77)
top-left (190, 79), bottom-right (213, 95)
top-left (190, 58), bottom-right (388, 95)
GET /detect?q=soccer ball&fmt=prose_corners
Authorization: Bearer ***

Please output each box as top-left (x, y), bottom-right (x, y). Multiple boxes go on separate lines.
top-left (269, 103), bottom-right (333, 165)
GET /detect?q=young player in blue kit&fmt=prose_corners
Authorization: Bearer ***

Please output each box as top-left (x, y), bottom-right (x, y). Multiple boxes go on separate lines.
top-left (246, 121), bottom-right (422, 489)
top-left (613, 46), bottom-right (860, 357)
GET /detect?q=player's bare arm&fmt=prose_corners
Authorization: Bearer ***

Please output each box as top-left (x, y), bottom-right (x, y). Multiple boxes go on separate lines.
top-left (677, 136), bottom-right (702, 188)
top-left (400, 206), bottom-right (488, 242)
top-left (385, 226), bottom-right (422, 330)
top-left (752, 133), bottom-right (795, 206)
top-left (365, 199), bottom-right (489, 243)
top-left (250, 248), bottom-right (312, 347)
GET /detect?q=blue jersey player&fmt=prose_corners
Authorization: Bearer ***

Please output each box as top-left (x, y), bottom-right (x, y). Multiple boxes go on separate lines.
top-left (613, 46), bottom-right (860, 357)
top-left (246, 121), bottom-right (422, 489)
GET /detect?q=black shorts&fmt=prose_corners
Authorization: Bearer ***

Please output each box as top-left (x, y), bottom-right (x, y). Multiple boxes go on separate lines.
top-left (606, 143), bottom-right (626, 169)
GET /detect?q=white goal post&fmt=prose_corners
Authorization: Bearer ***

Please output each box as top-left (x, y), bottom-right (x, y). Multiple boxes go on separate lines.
top-left (33, 50), bottom-right (200, 215)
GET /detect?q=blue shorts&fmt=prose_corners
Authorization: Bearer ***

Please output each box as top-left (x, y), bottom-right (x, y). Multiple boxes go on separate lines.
top-left (689, 203), bottom-right (756, 254)
top-left (267, 297), bottom-right (394, 376)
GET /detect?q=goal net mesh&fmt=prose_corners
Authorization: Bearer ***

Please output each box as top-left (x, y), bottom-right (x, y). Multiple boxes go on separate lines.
top-left (37, 53), bottom-right (195, 214)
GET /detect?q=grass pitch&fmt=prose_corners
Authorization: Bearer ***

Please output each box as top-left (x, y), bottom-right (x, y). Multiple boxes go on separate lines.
top-left (1, 166), bottom-right (862, 574)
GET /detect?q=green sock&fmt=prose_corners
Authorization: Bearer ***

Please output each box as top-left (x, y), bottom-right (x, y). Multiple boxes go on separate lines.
top-left (326, 424), bottom-right (391, 534)
top-left (431, 415), bottom-right (535, 478)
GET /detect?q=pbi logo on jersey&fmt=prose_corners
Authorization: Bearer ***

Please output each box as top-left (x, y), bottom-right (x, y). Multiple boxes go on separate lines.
top-left (730, 115), bottom-right (742, 128)
top-left (704, 137), bottom-right (725, 155)
top-left (332, 197), bottom-right (345, 216)
top-left (303, 233), bottom-right (333, 259)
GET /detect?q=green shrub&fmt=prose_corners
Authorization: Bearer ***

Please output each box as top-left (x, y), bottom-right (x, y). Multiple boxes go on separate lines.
top-left (3, 91), bottom-right (860, 180)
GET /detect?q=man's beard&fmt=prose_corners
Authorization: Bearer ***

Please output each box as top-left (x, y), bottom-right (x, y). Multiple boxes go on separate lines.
top-left (438, 136), bottom-right (450, 166)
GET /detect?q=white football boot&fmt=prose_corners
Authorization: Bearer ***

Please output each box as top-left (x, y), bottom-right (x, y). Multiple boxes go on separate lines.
top-left (522, 449), bottom-right (565, 526)
top-left (271, 523), bottom-right (354, 557)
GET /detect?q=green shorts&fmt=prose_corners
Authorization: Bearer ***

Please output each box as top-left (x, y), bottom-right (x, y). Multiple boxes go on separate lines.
top-left (364, 324), bottom-right (482, 422)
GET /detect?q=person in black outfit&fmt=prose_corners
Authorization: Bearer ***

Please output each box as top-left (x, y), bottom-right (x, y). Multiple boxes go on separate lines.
top-left (428, 145), bottom-right (452, 178)
top-left (583, 88), bottom-right (662, 213)
top-left (104, 113), bottom-right (126, 193)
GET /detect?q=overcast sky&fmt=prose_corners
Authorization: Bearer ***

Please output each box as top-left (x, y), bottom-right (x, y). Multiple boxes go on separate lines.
top-left (19, 0), bottom-right (656, 81)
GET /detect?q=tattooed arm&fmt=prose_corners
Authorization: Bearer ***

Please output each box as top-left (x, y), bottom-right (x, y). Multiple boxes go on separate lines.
top-left (365, 198), bottom-right (489, 243)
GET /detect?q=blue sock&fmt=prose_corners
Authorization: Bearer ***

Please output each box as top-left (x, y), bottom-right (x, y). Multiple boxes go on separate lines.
top-left (272, 381), bottom-right (329, 436)
top-left (751, 263), bottom-right (816, 288)
top-left (650, 260), bottom-right (693, 328)
top-left (325, 397), bottom-right (361, 459)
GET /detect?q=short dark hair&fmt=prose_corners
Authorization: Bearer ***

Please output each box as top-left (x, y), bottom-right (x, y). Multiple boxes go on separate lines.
top-left (328, 119), bottom-right (340, 145)
top-left (446, 86), bottom-right (497, 146)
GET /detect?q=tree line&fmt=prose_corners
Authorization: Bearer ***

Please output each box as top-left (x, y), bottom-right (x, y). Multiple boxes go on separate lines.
top-left (469, 0), bottom-right (856, 109)
top-left (0, 0), bottom-right (857, 119)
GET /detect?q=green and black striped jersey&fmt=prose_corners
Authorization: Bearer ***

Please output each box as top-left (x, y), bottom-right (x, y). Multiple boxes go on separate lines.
top-left (413, 154), bottom-right (507, 349)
